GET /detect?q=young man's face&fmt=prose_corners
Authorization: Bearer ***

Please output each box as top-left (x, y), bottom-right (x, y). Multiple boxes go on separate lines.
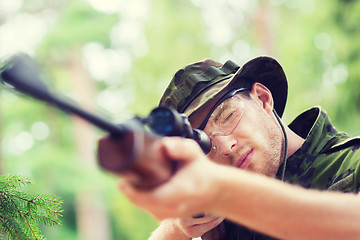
top-left (189, 85), bottom-right (284, 177)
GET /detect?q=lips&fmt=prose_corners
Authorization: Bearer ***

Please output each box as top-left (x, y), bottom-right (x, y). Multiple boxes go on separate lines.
top-left (236, 149), bottom-right (253, 169)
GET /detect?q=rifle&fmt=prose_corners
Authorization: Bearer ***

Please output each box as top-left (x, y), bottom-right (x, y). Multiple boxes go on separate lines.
top-left (0, 54), bottom-right (227, 239)
top-left (0, 54), bottom-right (211, 188)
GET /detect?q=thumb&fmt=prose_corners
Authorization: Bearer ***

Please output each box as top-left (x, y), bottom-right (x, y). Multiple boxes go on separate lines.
top-left (161, 137), bottom-right (205, 163)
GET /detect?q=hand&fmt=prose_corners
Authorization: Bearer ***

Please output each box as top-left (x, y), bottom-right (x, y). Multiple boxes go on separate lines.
top-left (97, 131), bottom-right (174, 189)
top-left (176, 214), bottom-right (225, 238)
top-left (120, 137), bottom-right (220, 219)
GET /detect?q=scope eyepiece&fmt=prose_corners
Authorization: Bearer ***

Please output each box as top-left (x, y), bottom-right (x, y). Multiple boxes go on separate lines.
top-left (147, 106), bottom-right (211, 154)
top-left (147, 107), bottom-right (183, 136)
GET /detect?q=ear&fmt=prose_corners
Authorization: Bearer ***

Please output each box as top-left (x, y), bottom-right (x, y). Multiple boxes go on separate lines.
top-left (249, 82), bottom-right (274, 114)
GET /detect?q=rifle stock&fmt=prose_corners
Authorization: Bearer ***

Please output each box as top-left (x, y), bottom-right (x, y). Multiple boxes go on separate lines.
top-left (0, 54), bottom-right (178, 188)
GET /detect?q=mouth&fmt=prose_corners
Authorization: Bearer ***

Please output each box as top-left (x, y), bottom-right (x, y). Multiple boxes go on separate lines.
top-left (236, 149), bottom-right (253, 169)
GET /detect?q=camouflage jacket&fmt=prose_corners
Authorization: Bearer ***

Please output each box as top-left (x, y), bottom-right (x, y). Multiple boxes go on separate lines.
top-left (283, 106), bottom-right (360, 193)
top-left (225, 106), bottom-right (360, 240)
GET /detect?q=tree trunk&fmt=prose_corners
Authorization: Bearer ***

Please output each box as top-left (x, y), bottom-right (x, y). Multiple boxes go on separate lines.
top-left (68, 47), bottom-right (112, 240)
top-left (255, 2), bottom-right (276, 56)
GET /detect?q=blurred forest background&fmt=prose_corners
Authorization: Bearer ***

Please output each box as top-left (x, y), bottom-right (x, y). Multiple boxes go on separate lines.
top-left (0, 0), bottom-right (359, 239)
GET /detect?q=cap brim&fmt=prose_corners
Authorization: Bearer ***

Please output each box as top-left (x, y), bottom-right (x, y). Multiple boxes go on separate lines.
top-left (184, 56), bottom-right (288, 118)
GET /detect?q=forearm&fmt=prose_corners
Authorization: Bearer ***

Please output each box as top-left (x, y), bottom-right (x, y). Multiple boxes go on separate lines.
top-left (120, 138), bottom-right (360, 239)
top-left (212, 166), bottom-right (360, 240)
top-left (148, 219), bottom-right (191, 240)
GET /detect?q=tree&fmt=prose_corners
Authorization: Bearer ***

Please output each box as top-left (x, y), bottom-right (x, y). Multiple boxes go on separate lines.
top-left (0, 174), bottom-right (62, 239)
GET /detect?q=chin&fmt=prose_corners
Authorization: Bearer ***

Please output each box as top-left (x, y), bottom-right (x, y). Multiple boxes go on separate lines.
top-left (247, 165), bottom-right (276, 177)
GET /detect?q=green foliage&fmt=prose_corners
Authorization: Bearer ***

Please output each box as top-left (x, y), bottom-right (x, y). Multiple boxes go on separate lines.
top-left (130, 0), bottom-right (210, 115)
top-left (0, 174), bottom-right (62, 240)
top-left (40, 0), bottom-right (118, 49)
top-left (330, 0), bottom-right (360, 135)
top-left (2, 0), bottom-right (360, 239)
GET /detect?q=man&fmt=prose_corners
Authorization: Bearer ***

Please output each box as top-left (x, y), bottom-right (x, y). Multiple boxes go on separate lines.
top-left (98, 56), bottom-right (360, 239)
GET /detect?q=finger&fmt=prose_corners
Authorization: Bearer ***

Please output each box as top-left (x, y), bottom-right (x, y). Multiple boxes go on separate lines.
top-left (161, 137), bottom-right (204, 163)
top-left (180, 214), bottom-right (223, 226)
top-left (119, 180), bottom-right (138, 202)
top-left (119, 180), bottom-right (153, 208)
top-left (119, 180), bottom-right (177, 220)
top-left (182, 217), bottom-right (225, 238)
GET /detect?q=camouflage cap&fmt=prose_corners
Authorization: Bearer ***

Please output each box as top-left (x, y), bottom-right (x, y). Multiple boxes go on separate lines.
top-left (159, 56), bottom-right (288, 118)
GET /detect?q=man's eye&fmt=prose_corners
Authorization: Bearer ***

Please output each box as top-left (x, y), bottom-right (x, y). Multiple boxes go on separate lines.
top-left (223, 112), bottom-right (234, 122)
top-left (215, 112), bottom-right (233, 125)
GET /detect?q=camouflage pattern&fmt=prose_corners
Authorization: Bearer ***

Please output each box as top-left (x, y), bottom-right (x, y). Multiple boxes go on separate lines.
top-left (226, 107), bottom-right (360, 240)
top-left (281, 106), bottom-right (360, 193)
top-left (159, 56), bottom-right (288, 118)
top-left (159, 57), bottom-right (360, 239)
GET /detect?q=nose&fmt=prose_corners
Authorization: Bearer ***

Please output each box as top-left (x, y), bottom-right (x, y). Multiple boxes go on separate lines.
top-left (212, 135), bottom-right (237, 156)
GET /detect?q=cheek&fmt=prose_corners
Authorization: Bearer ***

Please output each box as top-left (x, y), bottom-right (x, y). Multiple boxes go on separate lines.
top-left (246, 156), bottom-right (279, 177)
top-left (235, 118), bottom-right (282, 173)
top-left (246, 132), bottom-right (283, 176)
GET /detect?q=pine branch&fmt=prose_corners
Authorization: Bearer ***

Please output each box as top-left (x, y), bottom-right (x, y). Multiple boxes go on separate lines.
top-left (0, 174), bottom-right (63, 240)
